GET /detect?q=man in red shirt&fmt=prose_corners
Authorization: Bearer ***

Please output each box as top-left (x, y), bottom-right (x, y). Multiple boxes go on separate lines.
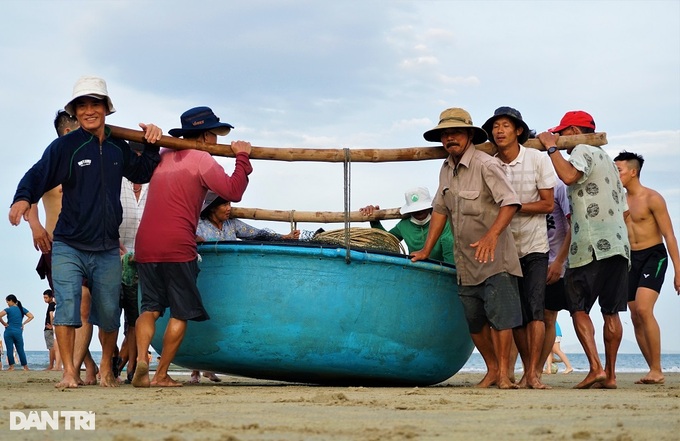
top-left (132, 107), bottom-right (252, 387)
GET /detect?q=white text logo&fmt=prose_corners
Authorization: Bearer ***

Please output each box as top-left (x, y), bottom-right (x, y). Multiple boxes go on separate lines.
top-left (10, 411), bottom-right (95, 430)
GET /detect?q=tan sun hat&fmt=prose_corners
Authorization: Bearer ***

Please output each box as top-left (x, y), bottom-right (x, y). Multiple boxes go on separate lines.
top-left (400, 187), bottom-right (433, 215)
top-left (64, 76), bottom-right (116, 117)
top-left (423, 107), bottom-right (488, 144)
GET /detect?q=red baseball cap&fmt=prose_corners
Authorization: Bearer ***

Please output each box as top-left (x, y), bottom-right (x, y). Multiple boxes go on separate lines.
top-left (548, 111), bottom-right (596, 133)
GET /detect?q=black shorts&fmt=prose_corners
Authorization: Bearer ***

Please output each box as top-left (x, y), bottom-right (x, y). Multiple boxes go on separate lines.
top-left (36, 252), bottom-right (53, 289)
top-left (545, 278), bottom-right (568, 311)
top-left (565, 255), bottom-right (628, 314)
top-left (517, 252), bottom-right (548, 323)
top-left (137, 260), bottom-right (209, 322)
top-left (458, 272), bottom-right (522, 333)
top-left (120, 283), bottom-right (140, 327)
top-left (627, 243), bottom-right (668, 301)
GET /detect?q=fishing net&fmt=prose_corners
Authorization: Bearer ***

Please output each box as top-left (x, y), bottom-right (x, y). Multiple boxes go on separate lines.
top-left (308, 227), bottom-right (405, 254)
top-left (216, 226), bottom-right (405, 255)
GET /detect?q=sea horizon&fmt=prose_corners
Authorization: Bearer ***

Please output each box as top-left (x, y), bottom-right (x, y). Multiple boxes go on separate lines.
top-left (10, 351), bottom-right (680, 375)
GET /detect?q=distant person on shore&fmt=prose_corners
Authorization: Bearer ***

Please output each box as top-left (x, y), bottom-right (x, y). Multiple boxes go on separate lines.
top-left (359, 187), bottom-right (454, 264)
top-left (543, 321), bottom-right (573, 374)
top-left (132, 106), bottom-right (252, 388)
top-left (411, 107), bottom-right (522, 389)
top-left (0, 294), bottom-right (34, 371)
top-left (42, 289), bottom-right (62, 370)
top-left (615, 151), bottom-right (680, 385)
top-left (537, 111), bottom-right (630, 389)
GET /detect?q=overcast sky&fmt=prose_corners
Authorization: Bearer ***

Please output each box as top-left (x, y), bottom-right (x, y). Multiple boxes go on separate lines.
top-left (1, 1), bottom-right (678, 355)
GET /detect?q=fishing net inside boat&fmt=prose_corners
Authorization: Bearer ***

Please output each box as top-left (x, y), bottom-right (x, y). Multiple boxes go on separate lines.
top-left (307, 227), bottom-right (405, 254)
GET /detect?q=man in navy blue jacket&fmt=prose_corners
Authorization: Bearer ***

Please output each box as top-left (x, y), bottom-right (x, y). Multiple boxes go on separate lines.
top-left (8, 76), bottom-right (162, 388)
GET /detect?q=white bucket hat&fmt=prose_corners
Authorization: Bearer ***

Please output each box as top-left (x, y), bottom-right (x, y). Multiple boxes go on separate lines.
top-left (400, 187), bottom-right (433, 215)
top-left (64, 76), bottom-right (116, 117)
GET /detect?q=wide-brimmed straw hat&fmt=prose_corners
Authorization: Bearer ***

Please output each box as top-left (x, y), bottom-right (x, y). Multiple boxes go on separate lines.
top-left (548, 110), bottom-right (596, 133)
top-left (168, 106), bottom-right (234, 138)
top-left (423, 107), bottom-right (488, 144)
top-left (400, 187), bottom-right (433, 215)
top-left (482, 106), bottom-right (531, 145)
top-left (64, 76), bottom-right (116, 117)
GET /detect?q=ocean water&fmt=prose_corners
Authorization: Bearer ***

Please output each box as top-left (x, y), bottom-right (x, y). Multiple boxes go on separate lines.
top-left (11, 351), bottom-right (680, 374)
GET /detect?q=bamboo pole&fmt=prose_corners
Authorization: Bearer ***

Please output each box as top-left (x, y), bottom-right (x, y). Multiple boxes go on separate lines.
top-left (230, 207), bottom-right (403, 223)
top-left (108, 125), bottom-right (607, 163)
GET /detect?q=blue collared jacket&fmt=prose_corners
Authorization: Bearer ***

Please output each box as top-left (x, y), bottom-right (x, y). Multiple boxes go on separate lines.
top-left (12, 126), bottom-right (160, 251)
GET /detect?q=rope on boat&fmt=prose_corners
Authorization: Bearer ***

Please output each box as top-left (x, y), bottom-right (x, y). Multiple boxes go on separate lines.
top-left (289, 210), bottom-right (296, 232)
top-left (343, 148), bottom-right (351, 264)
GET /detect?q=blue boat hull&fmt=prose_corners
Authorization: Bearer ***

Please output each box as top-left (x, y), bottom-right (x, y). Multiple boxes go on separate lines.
top-left (151, 242), bottom-right (473, 386)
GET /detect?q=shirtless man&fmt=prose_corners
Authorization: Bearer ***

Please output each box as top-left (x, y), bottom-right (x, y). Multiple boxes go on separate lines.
top-left (615, 151), bottom-right (680, 385)
top-left (27, 110), bottom-right (99, 385)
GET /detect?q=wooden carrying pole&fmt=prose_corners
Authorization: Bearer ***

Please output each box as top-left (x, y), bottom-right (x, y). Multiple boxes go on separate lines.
top-left (109, 125), bottom-right (607, 224)
top-left (230, 207), bottom-right (403, 223)
top-left (109, 125), bottom-right (607, 163)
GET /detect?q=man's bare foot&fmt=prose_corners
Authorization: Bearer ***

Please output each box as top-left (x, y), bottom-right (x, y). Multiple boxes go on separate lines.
top-left (516, 375), bottom-right (528, 389)
top-left (132, 361), bottom-right (150, 388)
top-left (635, 372), bottom-right (665, 385)
top-left (574, 371), bottom-right (606, 389)
top-left (22, 366), bottom-right (30, 371)
top-left (99, 371), bottom-right (120, 388)
top-left (151, 374), bottom-right (183, 387)
top-left (497, 377), bottom-right (519, 389)
top-left (475, 372), bottom-right (498, 388)
top-left (204, 372), bottom-right (221, 382)
top-left (562, 367), bottom-right (573, 374)
top-left (8, 366), bottom-right (15, 371)
top-left (527, 378), bottom-right (550, 390)
top-left (55, 373), bottom-right (80, 389)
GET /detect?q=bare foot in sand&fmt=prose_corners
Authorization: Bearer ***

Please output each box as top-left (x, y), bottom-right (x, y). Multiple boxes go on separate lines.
top-left (574, 371), bottom-right (606, 389)
top-left (132, 361), bottom-right (150, 388)
top-left (635, 372), bottom-right (665, 385)
top-left (22, 366), bottom-right (30, 371)
top-left (99, 371), bottom-right (120, 388)
top-left (475, 372), bottom-right (498, 388)
top-left (497, 377), bottom-right (519, 389)
top-left (151, 374), bottom-right (183, 387)
top-left (55, 372), bottom-right (80, 389)
top-left (8, 366), bottom-right (15, 371)
top-left (527, 378), bottom-right (550, 390)
top-left (561, 367), bottom-right (573, 374)
top-left (82, 365), bottom-right (98, 385)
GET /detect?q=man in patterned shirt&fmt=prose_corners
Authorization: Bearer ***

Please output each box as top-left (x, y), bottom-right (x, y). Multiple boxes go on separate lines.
top-left (537, 111), bottom-right (630, 389)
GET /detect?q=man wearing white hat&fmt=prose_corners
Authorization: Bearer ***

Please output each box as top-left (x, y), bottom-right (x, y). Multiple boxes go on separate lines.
top-left (9, 76), bottom-right (163, 388)
top-left (411, 107), bottom-right (522, 389)
top-left (360, 187), bottom-right (454, 264)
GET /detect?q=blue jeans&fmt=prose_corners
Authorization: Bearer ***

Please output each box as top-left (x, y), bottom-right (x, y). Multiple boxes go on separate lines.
top-left (51, 241), bottom-right (122, 332)
top-left (4, 327), bottom-right (27, 366)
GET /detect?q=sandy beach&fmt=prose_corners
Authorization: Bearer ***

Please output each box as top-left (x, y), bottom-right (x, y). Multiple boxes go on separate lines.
top-left (0, 370), bottom-right (678, 440)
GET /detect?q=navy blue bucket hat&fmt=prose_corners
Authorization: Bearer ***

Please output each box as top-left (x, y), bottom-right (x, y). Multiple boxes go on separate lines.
top-left (482, 106), bottom-right (531, 145)
top-left (168, 106), bottom-right (234, 138)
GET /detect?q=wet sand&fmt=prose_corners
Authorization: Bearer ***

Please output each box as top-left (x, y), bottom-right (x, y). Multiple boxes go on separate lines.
top-left (0, 370), bottom-right (678, 440)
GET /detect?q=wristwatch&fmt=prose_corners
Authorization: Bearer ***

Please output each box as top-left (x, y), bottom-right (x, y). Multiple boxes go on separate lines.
top-left (547, 146), bottom-right (558, 155)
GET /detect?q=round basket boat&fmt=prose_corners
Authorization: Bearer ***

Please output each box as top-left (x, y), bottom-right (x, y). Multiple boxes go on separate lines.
top-left (151, 241), bottom-right (473, 386)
